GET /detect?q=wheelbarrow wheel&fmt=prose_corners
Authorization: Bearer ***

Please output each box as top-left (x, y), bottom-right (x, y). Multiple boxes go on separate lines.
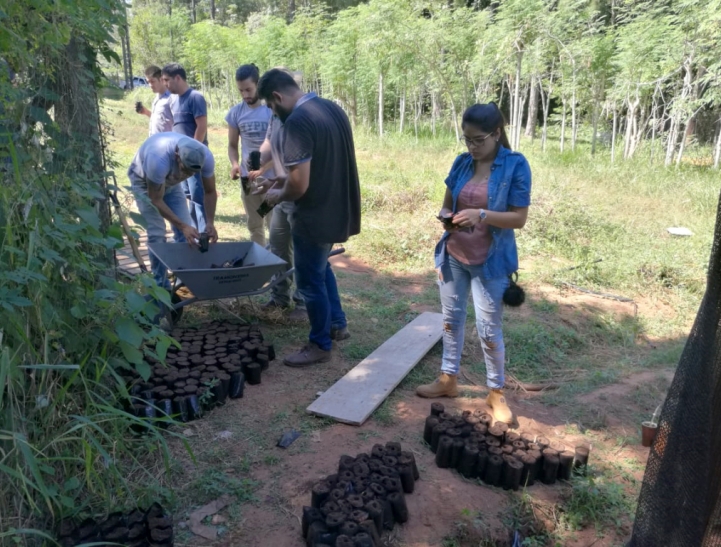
top-left (169, 292), bottom-right (184, 326)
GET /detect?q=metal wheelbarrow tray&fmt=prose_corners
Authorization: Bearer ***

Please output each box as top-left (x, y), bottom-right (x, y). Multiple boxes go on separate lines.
top-left (149, 242), bottom-right (289, 311)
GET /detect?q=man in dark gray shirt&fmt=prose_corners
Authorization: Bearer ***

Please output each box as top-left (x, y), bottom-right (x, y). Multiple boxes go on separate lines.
top-left (258, 69), bottom-right (361, 367)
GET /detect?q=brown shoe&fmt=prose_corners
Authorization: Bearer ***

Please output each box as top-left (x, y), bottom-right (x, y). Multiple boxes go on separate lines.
top-left (288, 307), bottom-right (308, 322)
top-left (486, 388), bottom-right (513, 424)
top-left (330, 326), bottom-right (351, 341)
top-left (416, 373), bottom-right (459, 398)
top-left (283, 343), bottom-right (331, 368)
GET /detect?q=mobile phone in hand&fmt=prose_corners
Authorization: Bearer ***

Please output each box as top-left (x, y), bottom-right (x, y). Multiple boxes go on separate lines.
top-left (436, 213), bottom-right (455, 230)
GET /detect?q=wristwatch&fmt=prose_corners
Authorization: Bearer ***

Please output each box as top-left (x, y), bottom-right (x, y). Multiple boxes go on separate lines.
top-left (479, 209), bottom-right (487, 222)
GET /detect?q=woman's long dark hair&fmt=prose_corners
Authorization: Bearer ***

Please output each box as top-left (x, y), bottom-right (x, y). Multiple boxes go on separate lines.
top-left (462, 102), bottom-right (511, 150)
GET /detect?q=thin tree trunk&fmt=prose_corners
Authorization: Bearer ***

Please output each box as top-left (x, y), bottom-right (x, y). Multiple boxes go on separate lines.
top-left (571, 79), bottom-right (578, 151)
top-left (414, 91), bottom-right (419, 142)
top-left (560, 101), bottom-right (567, 153)
top-left (210, 0), bottom-right (216, 20)
top-left (399, 88), bottom-right (406, 133)
top-left (525, 75), bottom-right (538, 139)
top-left (713, 120), bottom-right (721, 169)
top-left (513, 52), bottom-right (522, 149)
top-left (665, 115), bottom-right (678, 167)
top-left (611, 108), bottom-right (617, 163)
top-left (591, 97), bottom-right (599, 156)
top-left (378, 72), bottom-right (384, 137)
top-left (650, 96), bottom-right (658, 162)
top-left (191, 0), bottom-right (197, 23)
top-left (675, 120), bottom-right (687, 168)
top-left (515, 87), bottom-right (527, 150)
top-left (450, 98), bottom-right (460, 142)
top-left (431, 91), bottom-right (438, 137)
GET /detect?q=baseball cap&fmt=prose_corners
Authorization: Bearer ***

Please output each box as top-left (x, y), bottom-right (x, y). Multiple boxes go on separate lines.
top-left (177, 137), bottom-right (206, 172)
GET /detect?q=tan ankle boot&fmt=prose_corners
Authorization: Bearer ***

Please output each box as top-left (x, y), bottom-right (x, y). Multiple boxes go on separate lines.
top-left (486, 388), bottom-right (513, 424)
top-left (416, 373), bottom-right (459, 398)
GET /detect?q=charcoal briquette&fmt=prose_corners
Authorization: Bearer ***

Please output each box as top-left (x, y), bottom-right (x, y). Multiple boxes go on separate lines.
top-left (484, 454), bottom-right (503, 486)
top-left (430, 402), bottom-right (445, 416)
top-left (399, 451), bottom-right (420, 480)
top-left (339, 521), bottom-right (360, 537)
top-left (312, 482), bottom-right (332, 509)
top-left (450, 438), bottom-right (465, 469)
top-left (359, 520), bottom-right (381, 547)
top-left (326, 512), bottom-right (346, 532)
top-left (303, 507), bottom-right (324, 538)
top-left (459, 445), bottom-right (479, 478)
top-left (501, 457), bottom-right (523, 491)
top-left (558, 450), bottom-right (574, 481)
top-left (436, 435), bottom-right (453, 468)
top-left (542, 455), bottom-right (559, 485)
top-left (398, 465), bottom-right (415, 493)
top-left (246, 363), bottom-right (261, 385)
top-left (335, 535), bottom-right (354, 547)
top-left (387, 492), bottom-right (408, 524)
top-left (353, 532), bottom-right (374, 547)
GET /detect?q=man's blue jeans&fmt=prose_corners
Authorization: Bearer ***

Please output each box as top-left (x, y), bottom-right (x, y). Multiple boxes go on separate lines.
top-left (292, 233), bottom-right (347, 351)
top-left (438, 255), bottom-right (509, 389)
top-left (182, 172), bottom-right (206, 233)
top-left (131, 182), bottom-right (192, 289)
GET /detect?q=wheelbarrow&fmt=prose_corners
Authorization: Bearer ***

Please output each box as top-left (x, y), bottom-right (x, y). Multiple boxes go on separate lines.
top-left (149, 241), bottom-right (345, 324)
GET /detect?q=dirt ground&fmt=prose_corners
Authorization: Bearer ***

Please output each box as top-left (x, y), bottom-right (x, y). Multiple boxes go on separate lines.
top-left (165, 252), bottom-right (680, 547)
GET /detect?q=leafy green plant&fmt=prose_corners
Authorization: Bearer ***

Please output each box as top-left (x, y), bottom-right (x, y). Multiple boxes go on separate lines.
top-left (558, 474), bottom-right (634, 533)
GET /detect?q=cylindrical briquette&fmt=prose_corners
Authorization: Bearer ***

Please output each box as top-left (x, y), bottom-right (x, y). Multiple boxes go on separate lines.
top-left (306, 520), bottom-right (329, 546)
top-left (363, 501), bottom-right (384, 536)
top-left (458, 445), bottom-right (479, 478)
top-left (353, 530), bottom-right (375, 547)
top-left (312, 482), bottom-right (331, 509)
top-left (574, 445), bottom-right (590, 471)
top-left (228, 370), bottom-right (245, 398)
top-left (398, 465), bottom-right (415, 494)
top-left (450, 438), bottom-right (465, 469)
top-left (246, 363), bottom-right (261, 385)
top-left (484, 454), bottom-right (503, 486)
top-left (400, 451), bottom-right (420, 481)
top-left (520, 454), bottom-right (537, 487)
top-left (475, 449), bottom-right (489, 478)
top-left (326, 512), bottom-right (346, 533)
top-left (542, 455), bottom-right (559, 485)
top-left (505, 432), bottom-right (520, 444)
top-left (424, 416), bottom-right (439, 445)
top-left (488, 425), bottom-right (505, 443)
top-left (431, 423), bottom-right (448, 453)
top-left (303, 506), bottom-right (324, 538)
top-left (430, 402), bottom-right (445, 416)
top-left (359, 520), bottom-right (381, 547)
top-left (339, 521), bottom-right (360, 537)
top-left (558, 450), bottom-right (574, 480)
top-left (435, 435), bottom-right (453, 468)
top-left (387, 492), bottom-right (408, 524)
top-left (381, 499), bottom-right (395, 530)
top-left (536, 436), bottom-right (550, 450)
top-left (349, 510), bottom-right (369, 525)
top-left (502, 457), bottom-right (523, 491)
top-left (385, 441), bottom-right (402, 457)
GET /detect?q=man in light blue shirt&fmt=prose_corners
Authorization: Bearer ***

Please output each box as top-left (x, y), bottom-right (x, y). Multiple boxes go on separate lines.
top-left (136, 65), bottom-right (174, 135)
top-left (128, 133), bottom-right (218, 288)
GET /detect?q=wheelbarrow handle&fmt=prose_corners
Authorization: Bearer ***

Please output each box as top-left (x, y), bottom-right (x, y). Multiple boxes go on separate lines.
top-left (329, 247), bottom-right (346, 257)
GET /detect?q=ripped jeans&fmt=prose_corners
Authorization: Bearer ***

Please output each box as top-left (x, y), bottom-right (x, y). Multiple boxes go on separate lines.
top-left (438, 255), bottom-right (509, 389)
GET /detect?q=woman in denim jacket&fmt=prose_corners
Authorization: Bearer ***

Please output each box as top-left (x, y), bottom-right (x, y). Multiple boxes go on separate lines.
top-left (416, 103), bottom-right (531, 425)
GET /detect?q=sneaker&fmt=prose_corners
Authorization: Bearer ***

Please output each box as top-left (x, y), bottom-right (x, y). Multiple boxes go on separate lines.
top-left (331, 326), bottom-right (351, 341)
top-left (283, 343), bottom-right (331, 368)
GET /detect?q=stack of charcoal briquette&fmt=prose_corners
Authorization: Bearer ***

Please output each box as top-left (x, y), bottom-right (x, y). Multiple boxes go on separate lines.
top-left (424, 403), bottom-right (590, 491)
top-left (302, 442), bottom-right (420, 547)
top-left (57, 503), bottom-right (172, 547)
top-left (125, 321), bottom-right (274, 423)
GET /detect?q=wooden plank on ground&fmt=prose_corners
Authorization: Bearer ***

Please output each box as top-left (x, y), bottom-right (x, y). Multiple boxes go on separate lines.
top-left (306, 311), bottom-right (443, 425)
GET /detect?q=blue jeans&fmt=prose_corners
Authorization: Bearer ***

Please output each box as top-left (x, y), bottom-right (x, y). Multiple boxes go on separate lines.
top-left (131, 182), bottom-right (192, 289)
top-left (439, 255), bottom-right (509, 389)
top-left (293, 233), bottom-right (347, 351)
top-left (182, 172), bottom-right (206, 233)
top-left (270, 202), bottom-right (304, 308)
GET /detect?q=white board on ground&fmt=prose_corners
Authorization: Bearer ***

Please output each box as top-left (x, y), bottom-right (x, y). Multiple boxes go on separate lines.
top-left (307, 311), bottom-right (443, 426)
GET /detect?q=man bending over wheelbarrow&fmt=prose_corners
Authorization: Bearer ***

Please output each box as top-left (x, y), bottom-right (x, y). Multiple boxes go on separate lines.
top-left (256, 69), bottom-right (361, 367)
top-left (127, 132), bottom-right (219, 289)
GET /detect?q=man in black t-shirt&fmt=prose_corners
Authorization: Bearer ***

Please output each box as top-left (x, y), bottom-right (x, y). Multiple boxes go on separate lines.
top-left (258, 69), bottom-right (361, 367)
